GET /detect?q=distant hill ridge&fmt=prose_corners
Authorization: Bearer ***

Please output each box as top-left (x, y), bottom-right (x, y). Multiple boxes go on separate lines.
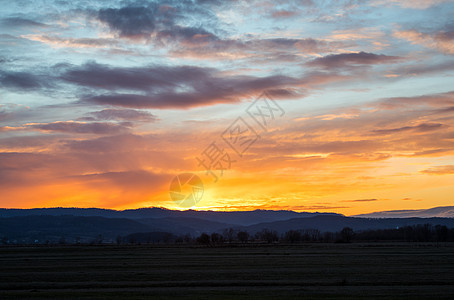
top-left (2, 206), bottom-right (453, 222)
top-left (0, 207), bottom-right (340, 226)
top-left (354, 206), bottom-right (454, 218)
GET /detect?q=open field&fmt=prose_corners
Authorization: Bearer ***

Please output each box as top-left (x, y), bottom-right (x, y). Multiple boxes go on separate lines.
top-left (1, 243), bottom-right (454, 299)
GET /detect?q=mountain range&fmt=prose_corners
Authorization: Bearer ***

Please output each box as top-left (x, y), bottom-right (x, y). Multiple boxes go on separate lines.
top-left (0, 207), bottom-right (338, 225)
top-left (0, 206), bottom-right (453, 244)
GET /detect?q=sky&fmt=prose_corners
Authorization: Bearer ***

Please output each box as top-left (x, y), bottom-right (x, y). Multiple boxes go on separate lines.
top-left (0, 0), bottom-right (453, 215)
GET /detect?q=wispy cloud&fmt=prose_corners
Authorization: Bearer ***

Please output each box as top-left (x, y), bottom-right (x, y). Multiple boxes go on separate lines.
top-left (421, 165), bottom-right (454, 175)
top-left (307, 52), bottom-right (402, 69)
top-left (2, 121), bottom-right (132, 134)
top-left (342, 199), bottom-right (380, 202)
top-left (371, 0), bottom-right (450, 9)
top-left (394, 28), bottom-right (454, 55)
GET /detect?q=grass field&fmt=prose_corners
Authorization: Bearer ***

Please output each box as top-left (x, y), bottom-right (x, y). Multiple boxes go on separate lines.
top-left (1, 243), bottom-right (454, 299)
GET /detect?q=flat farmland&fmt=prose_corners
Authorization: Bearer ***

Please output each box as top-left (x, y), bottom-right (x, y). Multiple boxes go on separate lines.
top-left (1, 243), bottom-right (454, 299)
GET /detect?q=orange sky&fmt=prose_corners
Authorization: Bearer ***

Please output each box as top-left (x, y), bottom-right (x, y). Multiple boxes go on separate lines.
top-left (2, 91), bottom-right (454, 215)
top-left (1, 0), bottom-right (454, 215)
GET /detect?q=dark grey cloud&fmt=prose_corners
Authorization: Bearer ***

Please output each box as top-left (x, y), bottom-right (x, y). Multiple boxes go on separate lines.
top-left (389, 60), bottom-right (454, 77)
top-left (170, 36), bottom-right (345, 60)
top-left (156, 25), bottom-right (218, 44)
top-left (96, 2), bottom-right (217, 43)
top-left (372, 123), bottom-right (445, 135)
top-left (94, 3), bottom-right (339, 60)
top-left (84, 109), bottom-right (157, 122)
top-left (62, 61), bottom-right (209, 91)
top-left (431, 23), bottom-right (454, 44)
top-left (62, 61), bottom-right (299, 109)
top-left (436, 30), bottom-right (454, 42)
top-left (63, 134), bottom-right (148, 153)
top-left (308, 52), bottom-right (402, 68)
top-left (0, 134), bottom-right (57, 150)
top-left (0, 70), bottom-right (49, 90)
top-left (0, 17), bottom-right (47, 28)
top-left (29, 121), bottom-right (132, 134)
top-left (270, 10), bottom-right (299, 18)
top-left (0, 56), bottom-right (16, 64)
top-left (267, 0), bottom-right (314, 18)
top-left (98, 6), bottom-right (157, 39)
top-left (248, 38), bottom-right (335, 53)
top-left (84, 76), bottom-right (299, 109)
top-left (2, 59), bottom-right (302, 109)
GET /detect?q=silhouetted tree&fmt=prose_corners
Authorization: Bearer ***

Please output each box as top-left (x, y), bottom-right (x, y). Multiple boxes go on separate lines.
top-left (323, 232), bottom-right (335, 242)
top-left (340, 227), bottom-right (354, 243)
top-left (284, 230), bottom-right (302, 243)
top-left (196, 233), bottom-right (211, 245)
top-left (223, 228), bottom-right (235, 243)
top-left (435, 225), bottom-right (448, 242)
top-left (211, 233), bottom-right (222, 244)
top-left (183, 234), bottom-right (193, 243)
top-left (96, 234), bottom-right (103, 244)
top-left (256, 229), bottom-right (278, 243)
top-left (237, 231), bottom-right (249, 243)
top-left (303, 229), bottom-right (321, 241)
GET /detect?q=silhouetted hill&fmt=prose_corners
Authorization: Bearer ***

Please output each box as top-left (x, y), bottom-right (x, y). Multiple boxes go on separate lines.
top-left (0, 207), bottom-right (340, 225)
top-left (136, 217), bottom-right (235, 235)
top-left (0, 215), bottom-right (236, 243)
top-left (354, 206), bottom-right (454, 218)
top-left (243, 215), bottom-right (454, 234)
top-left (0, 215), bottom-right (149, 243)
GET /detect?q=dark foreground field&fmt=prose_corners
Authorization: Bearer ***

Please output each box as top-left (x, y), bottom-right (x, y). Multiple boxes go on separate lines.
top-left (1, 243), bottom-right (454, 299)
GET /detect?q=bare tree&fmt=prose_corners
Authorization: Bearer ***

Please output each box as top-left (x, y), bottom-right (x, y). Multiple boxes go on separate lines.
top-left (284, 230), bottom-right (302, 243)
top-left (211, 233), bottom-right (222, 245)
top-left (256, 229), bottom-right (278, 243)
top-left (223, 228), bottom-right (235, 243)
top-left (196, 233), bottom-right (210, 245)
top-left (237, 231), bottom-right (249, 243)
top-left (340, 227), bottom-right (354, 243)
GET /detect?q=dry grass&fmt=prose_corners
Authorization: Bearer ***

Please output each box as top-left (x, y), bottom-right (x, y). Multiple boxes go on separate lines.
top-left (1, 243), bottom-right (454, 299)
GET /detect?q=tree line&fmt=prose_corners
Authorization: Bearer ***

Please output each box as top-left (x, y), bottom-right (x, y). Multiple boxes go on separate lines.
top-left (190, 224), bottom-right (454, 245)
top-left (2, 224), bottom-right (453, 245)
top-left (117, 224), bottom-right (454, 245)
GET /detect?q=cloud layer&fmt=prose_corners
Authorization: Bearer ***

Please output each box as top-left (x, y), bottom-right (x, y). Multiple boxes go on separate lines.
top-left (1, 0), bottom-right (453, 213)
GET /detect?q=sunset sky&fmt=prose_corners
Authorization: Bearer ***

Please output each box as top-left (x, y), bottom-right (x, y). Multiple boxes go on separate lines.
top-left (1, 0), bottom-right (453, 215)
